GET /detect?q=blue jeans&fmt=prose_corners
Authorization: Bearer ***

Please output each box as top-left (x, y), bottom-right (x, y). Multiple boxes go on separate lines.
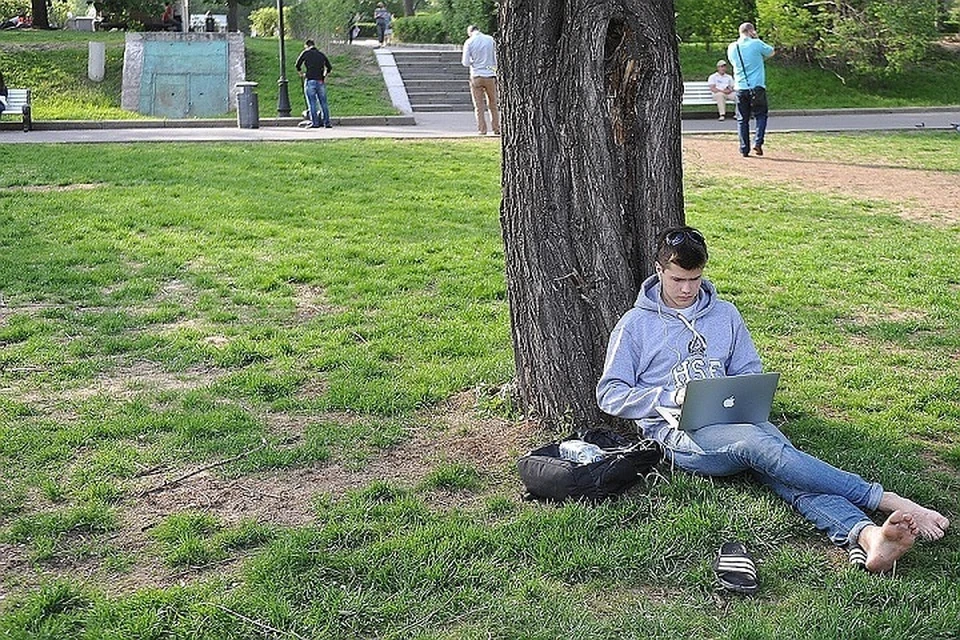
top-left (304, 79), bottom-right (329, 127)
top-left (660, 421), bottom-right (882, 546)
top-left (735, 87), bottom-right (768, 154)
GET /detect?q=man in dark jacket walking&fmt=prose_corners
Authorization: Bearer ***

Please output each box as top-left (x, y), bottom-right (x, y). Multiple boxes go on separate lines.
top-left (295, 40), bottom-right (333, 129)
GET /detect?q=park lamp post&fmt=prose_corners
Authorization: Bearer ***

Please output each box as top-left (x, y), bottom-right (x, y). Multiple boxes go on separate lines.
top-left (276, 0), bottom-right (292, 117)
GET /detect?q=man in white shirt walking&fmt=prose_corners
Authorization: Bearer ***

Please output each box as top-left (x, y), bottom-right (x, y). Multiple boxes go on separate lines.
top-left (461, 25), bottom-right (500, 136)
top-left (707, 60), bottom-right (736, 121)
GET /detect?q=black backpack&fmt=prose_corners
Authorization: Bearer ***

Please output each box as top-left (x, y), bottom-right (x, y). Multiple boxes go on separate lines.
top-left (517, 429), bottom-right (662, 502)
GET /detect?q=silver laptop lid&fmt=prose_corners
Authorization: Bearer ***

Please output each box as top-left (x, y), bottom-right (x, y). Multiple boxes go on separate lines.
top-left (677, 373), bottom-right (780, 431)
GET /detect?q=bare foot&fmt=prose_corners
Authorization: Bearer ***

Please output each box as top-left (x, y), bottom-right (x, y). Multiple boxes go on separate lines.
top-left (858, 510), bottom-right (918, 573)
top-left (879, 492), bottom-right (951, 540)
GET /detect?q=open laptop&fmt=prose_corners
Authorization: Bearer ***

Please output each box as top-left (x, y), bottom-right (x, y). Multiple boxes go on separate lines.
top-left (656, 373), bottom-right (780, 431)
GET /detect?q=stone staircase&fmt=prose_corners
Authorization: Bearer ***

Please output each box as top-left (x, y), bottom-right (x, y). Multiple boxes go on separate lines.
top-left (391, 49), bottom-right (473, 113)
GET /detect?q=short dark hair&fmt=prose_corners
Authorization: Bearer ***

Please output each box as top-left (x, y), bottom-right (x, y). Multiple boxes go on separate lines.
top-left (305, 39), bottom-right (315, 47)
top-left (656, 226), bottom-right (708, 270)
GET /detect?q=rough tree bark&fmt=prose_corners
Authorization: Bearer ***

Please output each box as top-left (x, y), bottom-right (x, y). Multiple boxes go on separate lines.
top-left (30, 0), bottom-right (50, 29)
top-left (499, 0), bottom-right (685, 429)
top-left (227, 0), bottom-right (239, 32)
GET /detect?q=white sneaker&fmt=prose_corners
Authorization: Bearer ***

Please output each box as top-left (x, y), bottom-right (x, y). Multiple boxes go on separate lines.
top-left (718, 115), bottom-right (725, 121)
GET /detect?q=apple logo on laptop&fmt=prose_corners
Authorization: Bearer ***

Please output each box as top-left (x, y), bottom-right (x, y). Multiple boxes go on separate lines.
top-left (723, 395), bottom-right (736, 408)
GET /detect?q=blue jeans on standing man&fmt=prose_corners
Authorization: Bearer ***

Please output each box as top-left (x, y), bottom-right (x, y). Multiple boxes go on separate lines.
top-left (735, 87), bottom-right (768, 155)
top-left (659, 420), bottom-right (883, 547)
top-left (304, 79), bottom-right (330, 128)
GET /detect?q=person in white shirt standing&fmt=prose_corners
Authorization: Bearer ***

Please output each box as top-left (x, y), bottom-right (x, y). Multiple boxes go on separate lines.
top-left (707, 60), bottom-right (736, 121)
top-left (461, 25), bottom-right (500, 136)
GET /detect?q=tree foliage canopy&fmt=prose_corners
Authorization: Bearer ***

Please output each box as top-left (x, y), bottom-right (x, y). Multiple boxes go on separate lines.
top-left (757, 0), bottom-right (940, 76)
top-left (674, 0), bottom-right (754, 47)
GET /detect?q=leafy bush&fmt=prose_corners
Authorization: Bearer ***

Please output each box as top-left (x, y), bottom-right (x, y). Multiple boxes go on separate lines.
top-left (48, 0), bottom-right (75, 28)
top-left (389, 0), bottom-right (495, 43)
top-left (288, 0), bottom-right (356, 41)
top-left (755, 0), bottom-right (817, 57)
top-left (674, 0), bottom-right (754, 45)
top-left (249, 5), bottom-right (290, 38)
top-left (436, 0), bottom-right (496, 37)
top-left (0, 0), bottom-right (29, 21)
top-left (392, 12), bottom-right (447, 43)
top-left (353, 20), bottom-right (378, 38)
top-left (758, 0), bottom-right (939, 77)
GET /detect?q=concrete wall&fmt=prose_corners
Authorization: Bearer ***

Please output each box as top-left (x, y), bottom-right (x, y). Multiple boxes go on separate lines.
top-left (122, 32), bottom-right (246, 117)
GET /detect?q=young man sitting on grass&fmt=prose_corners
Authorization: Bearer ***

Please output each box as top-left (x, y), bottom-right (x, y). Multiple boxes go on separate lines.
top-left (596, 226), bottom-right (950, 573)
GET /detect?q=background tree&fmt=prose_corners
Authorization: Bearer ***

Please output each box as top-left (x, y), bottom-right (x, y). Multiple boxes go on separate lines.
top-left (94, 0), bottom-right (165, 27)
top-left (674, 0), bottom-right (754, 47)
top-left (499, 0), bottom-right (685, 429)
top-left (29, 0), bottom-right (49, 28)
top-left (757, 0), bottom-right (940, 76)
top-left (436, 0), bottom-right (495, 34)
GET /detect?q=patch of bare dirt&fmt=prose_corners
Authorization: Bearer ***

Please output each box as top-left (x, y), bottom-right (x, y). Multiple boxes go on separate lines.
top-left (4, 361), bottom-right (223, 417)
top-left (83, 362), bottom-right (222, 401)
top-left (124, 391), bottom-right (538, 532)
top-left (292, 283), bottom-right (347, 321)
top-left (0, 391), bottom-right (543, 598)
top-left (684, 136), bottom-right (960, 226)
top-left (0, 183), bottom-right (104, 193)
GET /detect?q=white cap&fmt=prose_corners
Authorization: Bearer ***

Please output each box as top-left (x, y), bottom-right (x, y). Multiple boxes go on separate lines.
top-left (717, 60), bottom-right (727, 67)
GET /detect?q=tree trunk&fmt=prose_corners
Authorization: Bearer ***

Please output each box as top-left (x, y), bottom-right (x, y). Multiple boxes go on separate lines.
top-left (31, 0), bottom-right (49, 28)
top-left (499, 0), bottom-right (685, 429)
top-left (227, 0), bottom-right (239, 32)
top-left (403, 0), bottom-right (415, 16)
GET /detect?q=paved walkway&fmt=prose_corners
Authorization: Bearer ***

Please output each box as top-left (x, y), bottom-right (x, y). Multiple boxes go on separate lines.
top-left (1, 108), bottom-right (958, 144)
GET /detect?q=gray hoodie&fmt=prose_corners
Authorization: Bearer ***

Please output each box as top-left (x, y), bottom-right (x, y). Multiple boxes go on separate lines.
top-left (596, 273), bottom-right (762, 441)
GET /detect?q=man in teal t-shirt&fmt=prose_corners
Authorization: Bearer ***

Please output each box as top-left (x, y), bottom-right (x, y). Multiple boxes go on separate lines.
top-left (727, 22), bottom-right (775, 157)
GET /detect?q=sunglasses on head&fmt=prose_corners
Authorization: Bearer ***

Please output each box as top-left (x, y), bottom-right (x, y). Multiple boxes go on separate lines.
top-left (665, 228), bottom-right (705, 247)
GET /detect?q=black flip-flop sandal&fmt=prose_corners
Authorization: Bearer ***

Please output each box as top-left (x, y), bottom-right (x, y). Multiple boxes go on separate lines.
top-left (713, 541), bottom-right (759, 594)
top-left (848, 544), bottom-right (867, 570)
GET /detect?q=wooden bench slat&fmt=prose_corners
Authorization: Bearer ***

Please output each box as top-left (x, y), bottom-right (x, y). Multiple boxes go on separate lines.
top-left (682, 81), bottom-right (720, 106)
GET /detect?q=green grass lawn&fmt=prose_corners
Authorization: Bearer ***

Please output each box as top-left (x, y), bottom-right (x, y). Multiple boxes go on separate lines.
top-left (0, 134), bottom-right (959, 638)
top-left (244, 37), bottom-right (397, 118)
top-left (0, 32), bottom-right (395, 120)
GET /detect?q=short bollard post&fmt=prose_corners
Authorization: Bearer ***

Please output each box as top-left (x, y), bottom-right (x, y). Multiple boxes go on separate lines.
top-left (88, 41), bottom-right (106, 82)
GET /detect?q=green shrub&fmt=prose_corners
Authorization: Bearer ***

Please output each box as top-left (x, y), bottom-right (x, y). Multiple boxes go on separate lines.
top-left (675, 0), bottom-right (753, 44)
top-left (287, 0), bottom-right (356, 41)
top-left (0, 0), bottom-right (29, 21)
top-left (437, 0), bottom-right (497, 37)
top-left (250, 5), bottom-right (291, 38)
top-left (758, 0), bottom-right (939, 77)
top-left (392, 12), bottom-right (447, 43)
top-left (353, 20), bottom-right (378, 38)
top-left (755, 0), bottom-right (818, 56)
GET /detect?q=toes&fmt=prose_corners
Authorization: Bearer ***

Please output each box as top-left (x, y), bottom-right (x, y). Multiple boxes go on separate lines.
top-left (890, 510), bottom-right (915, 529)
top-left (919, 525), bottom-right (946, 541)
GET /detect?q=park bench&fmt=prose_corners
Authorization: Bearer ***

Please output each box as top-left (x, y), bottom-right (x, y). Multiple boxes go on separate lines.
top-left (682, 81), bottom-right (717, 107)
top-left (1, 88), bottom-right (32, 131)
